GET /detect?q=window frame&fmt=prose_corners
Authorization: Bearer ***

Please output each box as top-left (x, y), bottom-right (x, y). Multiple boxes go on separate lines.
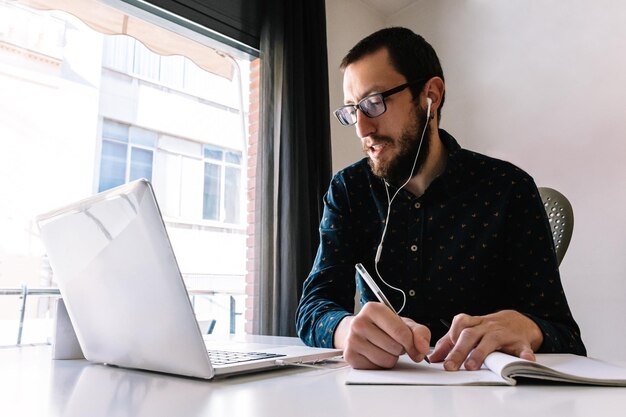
top-left (98, 119), bottom-right (156, 192)
top-left (202, 144), bottom-right (243, 224)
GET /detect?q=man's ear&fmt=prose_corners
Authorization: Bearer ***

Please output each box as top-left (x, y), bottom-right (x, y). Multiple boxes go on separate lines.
top-left (424, 77), bottom-right (445, 112)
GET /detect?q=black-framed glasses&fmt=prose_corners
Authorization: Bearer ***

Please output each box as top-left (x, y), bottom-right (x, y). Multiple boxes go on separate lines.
top-left (333, 79), bottom-right (426, 126)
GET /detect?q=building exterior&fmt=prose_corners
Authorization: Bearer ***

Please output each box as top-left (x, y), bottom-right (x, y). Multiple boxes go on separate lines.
top-left (0, 2), bottom-right (250, 340)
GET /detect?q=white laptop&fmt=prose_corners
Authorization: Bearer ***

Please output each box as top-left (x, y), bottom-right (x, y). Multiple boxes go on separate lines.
top-left (37, 179), bottom-right (341, 379)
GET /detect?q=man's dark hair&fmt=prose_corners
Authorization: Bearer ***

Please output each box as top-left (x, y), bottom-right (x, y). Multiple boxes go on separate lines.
top-left (340, 27), bottom-right (445, 121)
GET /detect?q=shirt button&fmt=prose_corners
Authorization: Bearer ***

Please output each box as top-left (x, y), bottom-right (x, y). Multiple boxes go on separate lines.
top-left (414, 202), bottom-right (421, 209)
top-left (409, 289), bottom-right (416, 297)
top-left (410, 244), bottom-right (418, 252)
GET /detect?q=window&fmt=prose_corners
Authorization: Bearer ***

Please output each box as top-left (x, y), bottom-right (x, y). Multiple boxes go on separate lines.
top-left (98, 122), bottom-right (244, 226)
top-left (0, 0), bottom-right (257, 345)
top-left (98, 120), bottom-right (156, 192)
top-left (203, 145), bottom-right (243, 223)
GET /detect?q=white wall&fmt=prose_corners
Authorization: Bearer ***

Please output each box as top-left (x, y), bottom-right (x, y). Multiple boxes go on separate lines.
top-left (325, 0), bottom-right (385, 173)
top-left (326, 0), bottom-right (626, 361)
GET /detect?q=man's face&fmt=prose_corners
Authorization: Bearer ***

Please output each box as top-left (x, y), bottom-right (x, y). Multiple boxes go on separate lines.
top-left (369, 106), bottom-right (430, 186)
top-left (342, 48), bottom-right (429, 185)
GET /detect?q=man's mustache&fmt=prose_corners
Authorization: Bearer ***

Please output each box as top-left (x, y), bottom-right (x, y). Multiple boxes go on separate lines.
top-left (362, 135), bottom-right (394, 153)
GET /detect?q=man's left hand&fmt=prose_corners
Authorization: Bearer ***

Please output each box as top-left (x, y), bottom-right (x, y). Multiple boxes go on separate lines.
top-left (428, 310), bottom-right (544, 371)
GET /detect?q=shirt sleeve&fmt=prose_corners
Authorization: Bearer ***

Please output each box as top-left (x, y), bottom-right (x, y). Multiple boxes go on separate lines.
top-left (296, 174), bottom-right (357, 348)
top-left (501, 176), bottom-right (586, 355)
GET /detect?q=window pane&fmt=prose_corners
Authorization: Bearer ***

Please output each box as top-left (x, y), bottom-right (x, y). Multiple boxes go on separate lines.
top-left (203, 163), bottom-right (221, 220)
top-left (99, 140), bottom-right (127, 191)
top-left (204, 145), bottom-right (223, 161)
top-left (129, 147), bottom-right (153, 182)
top-left (130, 126), bottom-right (157, 147)
top-left (224, 166), bottom-right (241, 223)
top-left (225, 150), bottom-right (242, 165)
top-left (103, 120), bottom-right (129, 142)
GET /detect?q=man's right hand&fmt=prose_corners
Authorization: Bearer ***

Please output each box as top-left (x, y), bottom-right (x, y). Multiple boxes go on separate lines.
top-left (333, 302), bottom-right (431, 369)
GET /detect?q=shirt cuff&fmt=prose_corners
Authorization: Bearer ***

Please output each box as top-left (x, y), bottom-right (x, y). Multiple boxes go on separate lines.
top-left (315, 310), bottom-right (352, 348)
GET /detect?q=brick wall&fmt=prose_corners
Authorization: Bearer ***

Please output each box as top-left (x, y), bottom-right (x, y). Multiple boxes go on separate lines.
top-left (244, 58), bottom-right (260, 333)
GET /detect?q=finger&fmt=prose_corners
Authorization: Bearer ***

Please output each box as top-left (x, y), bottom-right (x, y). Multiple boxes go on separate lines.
top-left (351, 303), bottom-right (410, 356)
top-left (463, 335), bottom-right (501, 371)
top-left (344, 333), bottom-right (402, 369)
top-left (403, 319), bottom-right (431, 362)
top-left (464, 341), bottom-right (537, 371)
top-left (363, 304), bottom-right (417, 359)
top-left (447, 313), bottom-right (483, 343)
top-left (428, 334), bottom-right (455, 363)
top-left (443, 325), bottom-right (484, 371)
top-left (430, 314), bottom-right (482, 363)
top-left (355, 321), bottom-right (405, 356)
top-left (518, 346), bottom-right (536, 362)
top-left (344, 348), bottom-right (394, 370)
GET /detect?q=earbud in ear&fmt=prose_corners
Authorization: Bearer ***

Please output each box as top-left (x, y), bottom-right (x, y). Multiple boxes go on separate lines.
top-left (427, 97), bottom-right (432, 106)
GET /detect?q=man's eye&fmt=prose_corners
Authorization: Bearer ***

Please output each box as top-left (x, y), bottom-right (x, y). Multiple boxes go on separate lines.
top-left (366, 96), bottom-right (383, 106)
top-left (362, 98), bottom-right (384, 113)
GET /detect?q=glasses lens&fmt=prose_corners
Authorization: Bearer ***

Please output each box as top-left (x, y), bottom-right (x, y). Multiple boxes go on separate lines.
top-left (334, 106), bottom-right (357, 126)
top-left (360, 94), bottom-right (386, 118)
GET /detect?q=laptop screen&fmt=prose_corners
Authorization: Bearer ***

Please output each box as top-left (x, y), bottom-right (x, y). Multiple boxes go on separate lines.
top-left (38, 180), bottom-right (214, 378)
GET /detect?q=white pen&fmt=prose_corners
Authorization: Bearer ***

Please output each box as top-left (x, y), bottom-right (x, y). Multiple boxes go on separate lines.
top-left (355, 263), bottom-right (431, 363)
top-left (355, 263), bottom-right (397, 314)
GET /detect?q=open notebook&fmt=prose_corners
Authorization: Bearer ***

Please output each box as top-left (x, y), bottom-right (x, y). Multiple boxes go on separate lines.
top-left (346, 352), bottom-right (626, 386)
top-left (37, 179), bottom-right (341, 379)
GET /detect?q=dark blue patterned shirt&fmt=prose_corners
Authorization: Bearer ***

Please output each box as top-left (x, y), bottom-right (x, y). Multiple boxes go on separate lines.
top-left (296, 129), bottom-right (586, 355)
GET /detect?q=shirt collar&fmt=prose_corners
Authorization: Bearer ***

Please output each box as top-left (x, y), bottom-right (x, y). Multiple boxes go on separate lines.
top-left (376, 129), bottom-right (467, 201)
top-left (438, 128), bottom-right (463, 174)
top-left (424, 129), bottom-right (466, 200)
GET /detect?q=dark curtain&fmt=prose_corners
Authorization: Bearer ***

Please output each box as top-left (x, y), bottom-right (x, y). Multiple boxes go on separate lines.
top-left (254, 0), bottom-right (332, 336)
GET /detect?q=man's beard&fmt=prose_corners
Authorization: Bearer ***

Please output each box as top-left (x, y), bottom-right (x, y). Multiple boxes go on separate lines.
top-left (366, 105), bottom-right (431, 187)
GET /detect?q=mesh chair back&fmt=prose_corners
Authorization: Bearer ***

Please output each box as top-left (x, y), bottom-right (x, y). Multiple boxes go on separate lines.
top-left (538, 187), bottom-right (574, 266)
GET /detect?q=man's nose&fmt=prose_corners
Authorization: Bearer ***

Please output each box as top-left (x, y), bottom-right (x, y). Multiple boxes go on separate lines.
top-left (355, 109), bottom-right (376, 139)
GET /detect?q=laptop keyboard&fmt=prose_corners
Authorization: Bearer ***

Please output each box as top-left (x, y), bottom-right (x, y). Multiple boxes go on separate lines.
top-left (207, 349), bottom-right (286, 366)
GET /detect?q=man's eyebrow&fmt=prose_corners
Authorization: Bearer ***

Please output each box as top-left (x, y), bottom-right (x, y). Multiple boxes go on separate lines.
top-left (344, 85), bottom-right (386, 105)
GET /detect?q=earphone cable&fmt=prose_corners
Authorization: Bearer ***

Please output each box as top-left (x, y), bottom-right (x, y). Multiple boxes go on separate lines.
top-left (374, 100), bottom-right (432, 314)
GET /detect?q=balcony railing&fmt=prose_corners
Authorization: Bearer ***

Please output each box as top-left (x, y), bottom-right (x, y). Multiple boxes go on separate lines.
top-left (0, 286), bottom-right (60, 345)
top-left (0, 284), bottom-right (243, 347)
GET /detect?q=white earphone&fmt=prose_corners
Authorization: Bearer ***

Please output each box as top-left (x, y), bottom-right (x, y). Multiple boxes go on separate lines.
top-left (374, 98), bottom-right (433, 314)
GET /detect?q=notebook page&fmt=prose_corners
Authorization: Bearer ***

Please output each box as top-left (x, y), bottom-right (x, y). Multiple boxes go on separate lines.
top-left (346, 355), bottom-right (509, 385)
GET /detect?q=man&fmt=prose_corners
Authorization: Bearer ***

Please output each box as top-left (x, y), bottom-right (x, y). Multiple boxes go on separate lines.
top-left (296, 27), bottom-right (586, 370)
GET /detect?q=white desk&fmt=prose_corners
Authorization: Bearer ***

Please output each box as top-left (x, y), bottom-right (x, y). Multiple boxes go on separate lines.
top-left (1, 336), bottom-right (625, 417)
